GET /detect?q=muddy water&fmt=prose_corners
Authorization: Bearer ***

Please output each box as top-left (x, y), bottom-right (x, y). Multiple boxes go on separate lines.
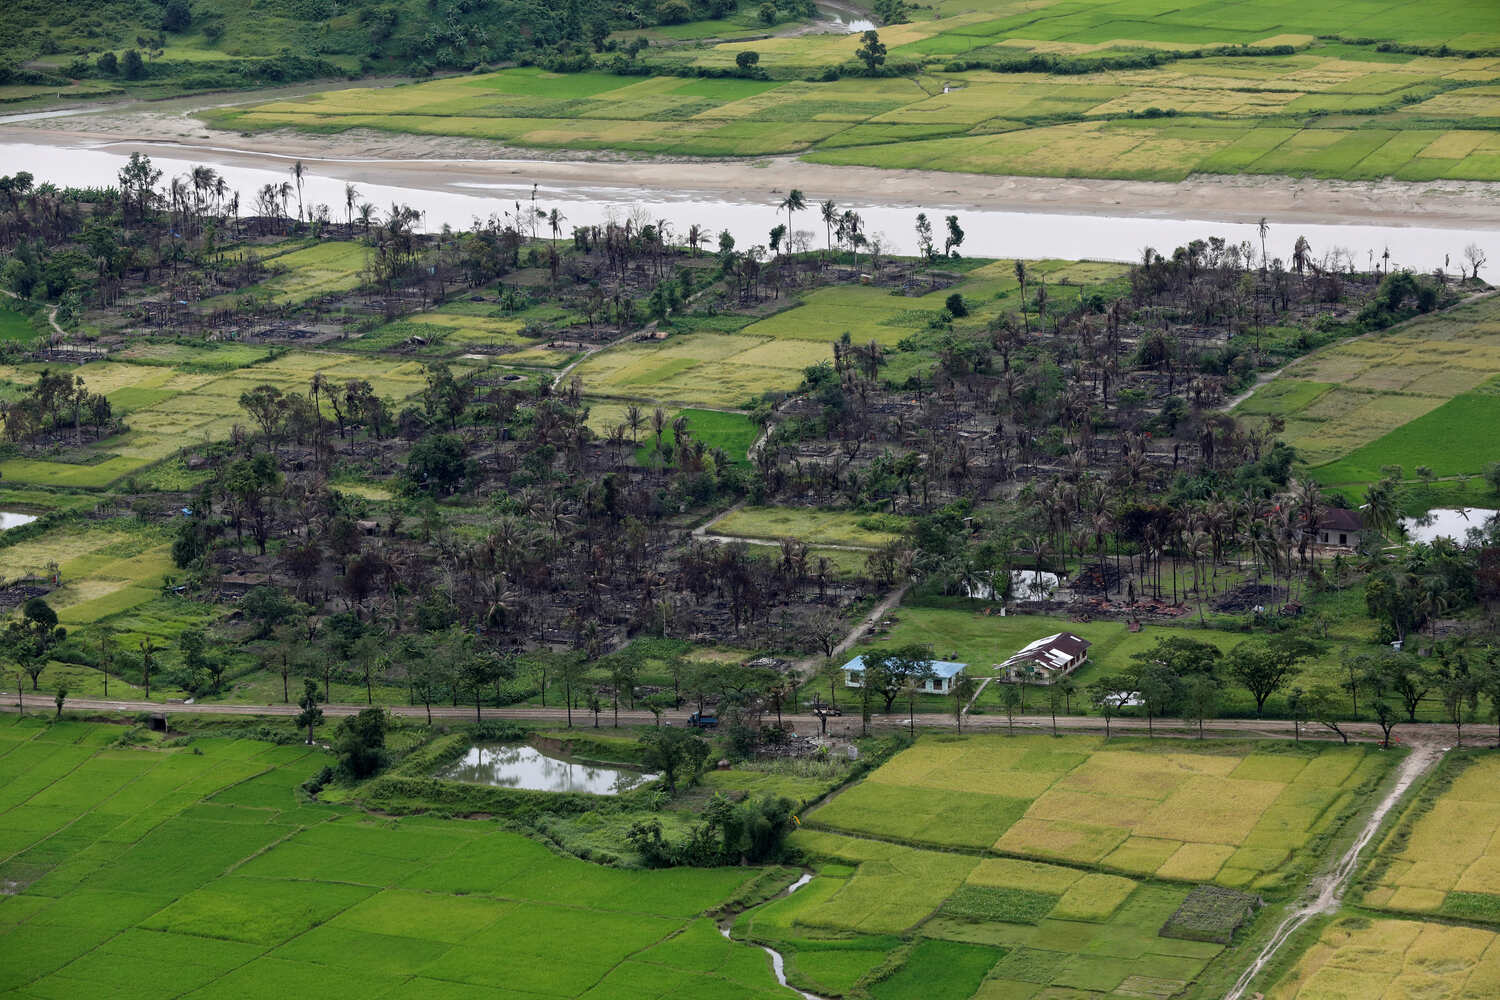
top-left (2, 138), bottom-right (1495, 269)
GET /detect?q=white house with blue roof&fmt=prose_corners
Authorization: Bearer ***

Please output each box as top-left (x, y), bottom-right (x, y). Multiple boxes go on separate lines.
top-left (841, 655), bottom-right (969, 695)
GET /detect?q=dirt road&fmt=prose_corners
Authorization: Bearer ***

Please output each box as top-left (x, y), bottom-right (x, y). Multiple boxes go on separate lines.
top-left (4, 688), bottom-right (1483, 747)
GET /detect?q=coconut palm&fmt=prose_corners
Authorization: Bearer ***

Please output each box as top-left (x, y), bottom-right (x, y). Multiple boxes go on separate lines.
top-left (820, 199), bottom-right (837, 259)
top-left (344, 183), bottom-right (359, 230)
top-left (290, 160), bottom-right (306, 223)
top-left (778, 189), bottom-right (805, 254)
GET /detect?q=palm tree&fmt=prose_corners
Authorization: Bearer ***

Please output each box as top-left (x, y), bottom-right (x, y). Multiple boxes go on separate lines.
top-left (1014, 260), bottom-right (1029, 333)
top-left (344, 182), bottom-right (359, 230)
top-left (356, 202), bottom-right (375, 236)
top-left (686, 223), bottom-right (704, 256)
top-left (548, 207), bottom-right (566, 246)
top-left (1257, 216), bottom-right (1269, 270)
top-left (624, 404), bottom-right (643, 446)
top-left (820, 199), bottom-right (837, 259)
top-left (778, 189), bottom-right (805, 254)
top-left (291, 160), bottom-right (306, 223)
top-left (1363, 479), bottom-right (1400, 543)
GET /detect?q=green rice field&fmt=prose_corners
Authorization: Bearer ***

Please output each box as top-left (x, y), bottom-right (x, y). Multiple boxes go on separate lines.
top-left (0, 305), bottom-right (35, 344)
top-left (1236, 295), bottom-right (1500, 483)
top-left (0, 716), bottom-right (794, 999)
top-left (739, 825), bottom-right (1231, 998)
top-left (209, 33), bottom-right (1500, 182)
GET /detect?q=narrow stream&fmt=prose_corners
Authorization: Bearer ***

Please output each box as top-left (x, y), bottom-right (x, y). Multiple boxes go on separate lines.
top-left (722, 872), bottom-right (831, 1000)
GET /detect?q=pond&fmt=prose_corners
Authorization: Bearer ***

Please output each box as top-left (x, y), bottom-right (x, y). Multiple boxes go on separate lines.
top-left (436, 743), bottom-right (657, 795)
top-left (0, 512), bottom-right (38, 531)
top-left (1401, 507), bottom-right (1498, 544)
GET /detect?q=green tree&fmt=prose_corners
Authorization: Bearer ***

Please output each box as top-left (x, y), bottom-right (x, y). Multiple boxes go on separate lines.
top-left (951, 673), bottom-right (976, 731)
top-left (999, 682), bottom-right (1022, 734)
top-left (639, 726), bottom-right (711, 791)
top-left (1372, 700), bottom-right (1399, 749)
top-left (122, 50), bottom-right (146, 80)
top-left (1372, 651), bottom-right (1435, 722)
top-left (1305, 684), bottom-right (1349, 744)
top-left (736, 50), bottom-right (760, 70)
top-left (1182, 675), bottom-right (1218, 739)
top-left (405, 433), bottom-right (475, 496)
top-left (854, 30), bottom-right (886, 73)
top-left (335, 708), bottom-right (388, 778)
top-left (1087, 681), bottom-right (1118, 739)
top-left (1225, 636), bottom-right (1310, 717)
top-left (294, 679), bottom-right (324, 744)
top-left (54, 683), bottom-right (67, 719)
top-left (457, 649), bottom-right (500, 722)
top-left (557, 656), bottom-right (591, 728)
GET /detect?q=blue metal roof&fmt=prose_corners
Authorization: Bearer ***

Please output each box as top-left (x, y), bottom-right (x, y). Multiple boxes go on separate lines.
top-left (841, 655), bottom-right (967, 679)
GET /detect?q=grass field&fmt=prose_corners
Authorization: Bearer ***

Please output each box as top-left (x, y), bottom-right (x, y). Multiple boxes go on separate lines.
top-left (1268, 914), bottom-right (1500, 999)
top-left (572, 260), bottom-right (1122, 409)
top-left (1237, 295), bottom-right (1500, 479)
top-left (572, 331), bottom-right (808, 408)
top-left (634, 408), bottom-right (761, 466)
top-left (0, 350), bottom-right (433, 488)
top-left (1, 517), bottom-right (175, 626)
top-left (198, 241), bottom-right (370, 310)
top-left (0, 716), bottom-right (794, 999)
top-left (210, 43), bottom-right (1500, 181)
top-left (710, 506), bottom-right (904, 547)
top-left (807, 734), bottom-right (1390, 891)
top-left (739, 826), bottom-right (1228, 998)
top-left (0, 305), bottom-right (36, 344)
top-left (1361, 753), bottom-right (1500, 921)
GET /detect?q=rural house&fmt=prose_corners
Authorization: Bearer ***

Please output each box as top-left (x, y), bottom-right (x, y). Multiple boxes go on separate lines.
top-left (841, 655), bottom-right (969, 694)
top-left (1001, 632), bottom-right (1091, 683)
top-left (1316, 509), bottom-right (1363, 550)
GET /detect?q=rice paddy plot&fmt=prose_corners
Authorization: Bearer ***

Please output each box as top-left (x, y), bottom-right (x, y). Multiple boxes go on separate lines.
top-left (1267, 914), bottom-right (1500, 999)
top-left (211, 46), bottom-right (1500, 182)
top-left (1361, 753), bottom-right (1500, 920)
top-left (571, 332), bottom-right (809, 408)
top-left (808, 734), bottom-right (1388, 890)
top-left (198, 241), bottom-right (370, 310)
top-left (1244, 296), bottom-right (1500, 476)
top-left (632, 408), bottom-right (760, 466)
top-left (0, 717), bottom-right (795, 1000)
top-left (759, 829), bottom-right (1227, 999)
top-left (0, 350), bottom-right (429, 488)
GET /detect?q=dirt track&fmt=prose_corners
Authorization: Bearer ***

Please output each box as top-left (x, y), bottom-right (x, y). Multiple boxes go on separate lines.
top-left (4, 689), bottom-right (1486, 748)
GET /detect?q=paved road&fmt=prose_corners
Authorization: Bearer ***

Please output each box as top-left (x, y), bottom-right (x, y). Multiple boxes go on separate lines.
top-left (4, 689), bottom-right (1486, 746)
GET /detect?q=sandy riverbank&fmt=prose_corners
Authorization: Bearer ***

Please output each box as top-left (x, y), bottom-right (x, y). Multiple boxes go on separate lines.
top-left (6, 107), bottom-right (1500, 230)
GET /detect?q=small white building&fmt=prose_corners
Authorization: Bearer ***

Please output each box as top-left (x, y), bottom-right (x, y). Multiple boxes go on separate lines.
top-left (842, 655), bottom-right (969, 695)
top-left (1001, 632), bottom-right (1091, 683)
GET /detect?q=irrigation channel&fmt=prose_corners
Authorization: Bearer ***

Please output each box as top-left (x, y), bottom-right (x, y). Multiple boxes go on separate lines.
top-left (1, 133), bottom-right (1498, 270)
top-left (720, 872), bottom-right (830, 1000)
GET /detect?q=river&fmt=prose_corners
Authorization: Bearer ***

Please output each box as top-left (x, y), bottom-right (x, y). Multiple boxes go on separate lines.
top-left (2, 117), bottom-right (1498, 267)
